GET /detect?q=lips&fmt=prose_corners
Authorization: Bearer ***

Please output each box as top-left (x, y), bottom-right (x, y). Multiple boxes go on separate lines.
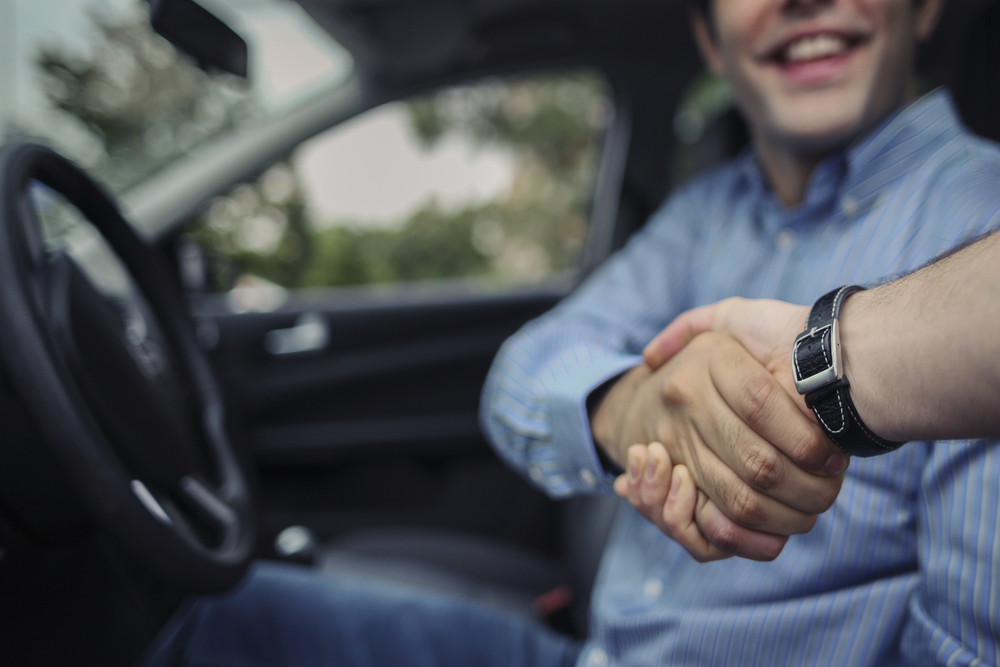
top-left (759, 29), bottom-right (870, 85)
top-left (766, 31), bottom-right (867, 66)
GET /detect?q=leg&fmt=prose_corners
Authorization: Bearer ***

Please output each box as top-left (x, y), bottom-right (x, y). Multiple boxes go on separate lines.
top-left (144, 561), bottom-right (582, 667)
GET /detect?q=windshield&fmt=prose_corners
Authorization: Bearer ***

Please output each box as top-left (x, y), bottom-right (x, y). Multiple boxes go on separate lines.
top-left (0, 0), bottom-right (353, 194)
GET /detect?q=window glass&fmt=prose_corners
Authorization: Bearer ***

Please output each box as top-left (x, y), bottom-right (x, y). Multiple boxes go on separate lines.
top-left (2, 0), bottom-right (352, 194)
top-left (187, 71), bottom-right (610, 308)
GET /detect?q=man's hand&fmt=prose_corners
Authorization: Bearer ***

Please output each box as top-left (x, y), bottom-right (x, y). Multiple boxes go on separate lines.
top-left (592, 331), bottom-right (845, 561)
top-left (614, 442), bottom-right (759, 563)
top-left (643, 298), bottom-right (810, 416)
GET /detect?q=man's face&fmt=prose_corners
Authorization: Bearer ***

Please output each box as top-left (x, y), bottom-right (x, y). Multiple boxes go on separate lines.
top-left (695, 0), bottom-right (942, 154)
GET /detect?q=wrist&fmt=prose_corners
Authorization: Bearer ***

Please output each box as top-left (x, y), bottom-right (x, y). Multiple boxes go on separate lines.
top-left (590, 364), bottom-right (647, 467)
top-left (793, 285), bottom-right (905, 456)
top-left (839, 290), bottom-right (893, 440)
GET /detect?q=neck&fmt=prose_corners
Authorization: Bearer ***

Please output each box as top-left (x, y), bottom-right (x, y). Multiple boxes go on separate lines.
top-left (753, 141), bottom-right (825, 207)
top-left (752, 76), bottom-right (922, 207)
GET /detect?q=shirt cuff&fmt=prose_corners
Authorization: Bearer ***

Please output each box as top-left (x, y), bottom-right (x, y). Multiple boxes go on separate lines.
top-left (546, 354), bottom-right (642, 494)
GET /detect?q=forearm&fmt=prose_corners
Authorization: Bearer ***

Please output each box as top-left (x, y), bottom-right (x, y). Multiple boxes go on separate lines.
top-left (841, 229), bottom-right (1000, 441)
top-left (480, 324), bottom-right (640, 497)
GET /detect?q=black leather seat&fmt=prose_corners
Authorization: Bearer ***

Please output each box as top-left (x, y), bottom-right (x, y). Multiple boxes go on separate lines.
top-left (316, 494), bottom-right (621, 636)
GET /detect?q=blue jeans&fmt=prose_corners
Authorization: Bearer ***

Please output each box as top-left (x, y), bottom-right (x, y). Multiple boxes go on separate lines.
top-left (143, 562), bottom-right (583, 667)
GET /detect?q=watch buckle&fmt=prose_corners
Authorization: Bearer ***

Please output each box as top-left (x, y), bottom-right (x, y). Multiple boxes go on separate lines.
top-left (793, 320), bottom-right (843, 395)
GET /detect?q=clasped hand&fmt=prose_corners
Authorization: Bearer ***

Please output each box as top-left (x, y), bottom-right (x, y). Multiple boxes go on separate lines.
top-left (593, 299), bottom-right (847, 562)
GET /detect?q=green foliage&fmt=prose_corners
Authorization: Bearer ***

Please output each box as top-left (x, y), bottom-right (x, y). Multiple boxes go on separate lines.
top-left (190, 162), bottom-right (316, 291)
top-left (191, 71), bottom-right (606, 297)
top-left (299, 205), bottom-right (490, 288)
top-left (406, 73), bottom-right (607, 172)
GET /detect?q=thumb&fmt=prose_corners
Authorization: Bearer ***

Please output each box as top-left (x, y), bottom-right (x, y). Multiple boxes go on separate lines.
top-left (643, 303), bottom-right (718, 369)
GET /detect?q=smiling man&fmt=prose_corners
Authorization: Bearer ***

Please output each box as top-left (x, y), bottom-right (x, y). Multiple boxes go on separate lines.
top-left (144, 1), bottom-right (1000, 666)
top-left (483, 0), bottom-right (1000, 665)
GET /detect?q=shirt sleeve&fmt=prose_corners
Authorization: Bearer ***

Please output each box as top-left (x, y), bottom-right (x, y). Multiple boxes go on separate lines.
top-left (901, 439), bottom-right (1000, 666)
top-left (479, 187), bottom-right (702, 498)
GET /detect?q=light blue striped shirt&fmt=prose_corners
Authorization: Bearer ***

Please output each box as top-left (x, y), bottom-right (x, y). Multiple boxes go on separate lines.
top-left (481, 89), bottom-right (1000, 667)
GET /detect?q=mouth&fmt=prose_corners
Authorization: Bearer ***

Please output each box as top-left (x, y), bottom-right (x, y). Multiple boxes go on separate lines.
top-left (767, 31), bottom-right (868, 68)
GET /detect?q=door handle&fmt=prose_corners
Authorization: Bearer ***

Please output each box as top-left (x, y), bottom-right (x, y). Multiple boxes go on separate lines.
top-left (264, 312), bottom-right (329, 355)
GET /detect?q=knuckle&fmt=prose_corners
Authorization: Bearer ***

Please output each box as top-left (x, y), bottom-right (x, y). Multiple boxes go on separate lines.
top-left (660, 373), bottom-right (693, 407)
top-left (740, 376), bottom-right (778, 430)
top-left (707, 521), bottom-right (741, 555)
top-left (813, 479), bottom-right (842, 513)
top-left (730, 484), bottom-right (766, 526)
top-left (741, 444), bottom-right (784, 491)
top-left (786, 427), bottom-right (830, 469)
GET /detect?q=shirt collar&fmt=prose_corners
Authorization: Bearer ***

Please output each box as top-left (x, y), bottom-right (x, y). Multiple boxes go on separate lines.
top-left (735, 88), bottom-right (963, 228)
top-left (840, 88), bottom-right (962, 214)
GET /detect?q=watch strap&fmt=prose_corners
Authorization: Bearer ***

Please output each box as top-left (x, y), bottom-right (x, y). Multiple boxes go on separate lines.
top-left (805, 285), bottom-right (862, 329)
top-left (795, 286), bottom-right (905, 458)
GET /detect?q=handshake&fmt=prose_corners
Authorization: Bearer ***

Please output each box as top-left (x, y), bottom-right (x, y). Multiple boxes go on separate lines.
top-left (596, 297), bottom-right (848, 563)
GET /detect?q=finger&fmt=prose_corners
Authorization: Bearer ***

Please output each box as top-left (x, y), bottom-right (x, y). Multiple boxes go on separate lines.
top-left (707, 344), bottom-right (849, 503)
top-left (613, 473), bottom-right (628, 498)
top-left (653, 337), bottom-right (825, 534)
top-left (643, 303), bottom-right (719, 369)
top-left (662, 464), bottom-right (730, 562)
top-left (680, 404), bottom-right (822, 534)
top-left (624, 445), bottom-right (648, 511)
top-left (639, 442), bottom-right (673, 512)
top-left (693, 488), bottom-right (788, 561)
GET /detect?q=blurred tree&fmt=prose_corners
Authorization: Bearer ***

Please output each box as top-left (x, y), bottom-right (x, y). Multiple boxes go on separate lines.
top-left (190, 72), bottom-right (607, 297)
top-left (406, 74), bottom-right (606, 173)
top-left (32, 4), bottom-right (608, 297)
top-left (36, 5), bottom-right (253, 192)
top-left (191, 162), bottom-right (316, 291)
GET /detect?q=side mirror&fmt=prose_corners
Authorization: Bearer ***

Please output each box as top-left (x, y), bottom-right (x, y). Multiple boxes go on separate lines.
top-left (148, 0), bottom-right (249, 78)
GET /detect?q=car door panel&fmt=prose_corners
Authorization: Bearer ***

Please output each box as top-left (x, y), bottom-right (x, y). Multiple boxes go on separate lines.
top-left (194, 287), bottom-right (567, 552)
top-left (203, 288), bottom-right (561, 459)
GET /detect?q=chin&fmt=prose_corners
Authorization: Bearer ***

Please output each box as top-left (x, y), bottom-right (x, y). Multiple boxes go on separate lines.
top-left (765, 102), bottom-right (883, 154)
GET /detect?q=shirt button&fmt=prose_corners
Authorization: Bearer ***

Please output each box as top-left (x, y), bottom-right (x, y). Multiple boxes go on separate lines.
top-left (776, 229), bottom-right (796, 251)
top-left (579, 468), bottom-right (598, 489)
top-left (586, 647), bottom-right (609, 667)
top-left (529, 467), bottom-right (544, 483)
top-left (841, 196), bottom-right (858, 217)
top-left (642, 577), bottom-right (663, 599)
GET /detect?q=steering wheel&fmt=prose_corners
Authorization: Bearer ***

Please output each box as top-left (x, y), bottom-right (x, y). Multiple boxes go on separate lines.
top-left (0, 143), bottom-right (255, 592)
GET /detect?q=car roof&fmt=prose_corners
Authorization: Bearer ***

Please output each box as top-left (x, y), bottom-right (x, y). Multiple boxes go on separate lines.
top-left (295, 0), bottom-right (699, 101)
top-left (293, 0), bottom-right (995, 97)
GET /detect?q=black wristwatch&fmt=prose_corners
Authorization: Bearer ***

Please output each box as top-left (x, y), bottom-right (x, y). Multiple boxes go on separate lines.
top-left (792, 286), bottom-right (905, 457)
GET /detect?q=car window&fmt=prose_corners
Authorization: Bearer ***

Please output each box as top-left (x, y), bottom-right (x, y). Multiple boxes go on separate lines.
top-left (184, 71), bottom-right (610, 311)
top-left (1, 0), bottom-right (352, 195)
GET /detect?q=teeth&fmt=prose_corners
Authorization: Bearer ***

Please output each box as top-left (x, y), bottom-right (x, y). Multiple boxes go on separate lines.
top-left (785, 34), bottom-right (847, 63)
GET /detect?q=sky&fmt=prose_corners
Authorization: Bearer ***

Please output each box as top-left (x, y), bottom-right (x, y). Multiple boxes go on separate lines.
top-left (296, 103), bottom-right (514, 226)
top-left (2, 0), bottom-right (514, 225)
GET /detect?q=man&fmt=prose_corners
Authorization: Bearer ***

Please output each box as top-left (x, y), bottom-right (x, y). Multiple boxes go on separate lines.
top-left (482, 0), bottom-right (1000, 665)
top-left (146, 1), bottom-right (1000, 665)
